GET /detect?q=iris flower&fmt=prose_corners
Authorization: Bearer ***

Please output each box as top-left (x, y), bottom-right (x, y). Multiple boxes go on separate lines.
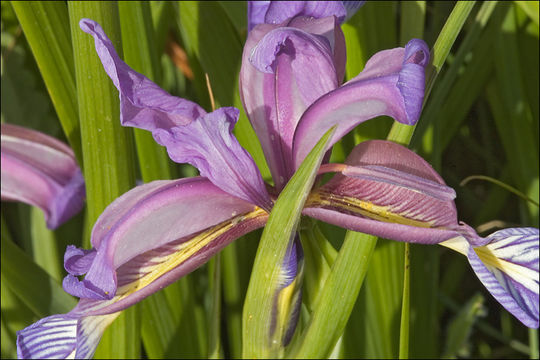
top-left (1, 123), bottom-right (85, 229)
top-left (16, 2), bottom-right (538, 359)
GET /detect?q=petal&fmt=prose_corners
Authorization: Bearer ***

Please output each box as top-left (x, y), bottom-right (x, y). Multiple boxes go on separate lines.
top-left (63, 177), bottom-right (263, 300)
top-left (247, 1), bottom-right (271, 32)
top-left (1, 124), bottom-right (85, 229)
top-left (263, 1), bottom-right (347, 25)
top-left (79, 19), bottom-right (206, 130)
top-left (304, 140), bottom-right (478, 245)
top-left (16, 311), bottom-right (120, 359)
top-left (469, 228), bottom-right (539, 328)
top-left (64, 246), bottom-right (96, 276)
top-left (292, 39), bottom-right (430, 168)
top-left (154, 107), bottom-right (272, 210)
top-left (241, 24), bottom-right (338, 188)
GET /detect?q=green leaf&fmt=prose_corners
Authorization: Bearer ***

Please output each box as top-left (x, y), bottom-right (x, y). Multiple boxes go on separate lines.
top-left (442, 293), bottom-right (486, 358)
top-left (119, 0), bottom-right (175, 183)
top-left (68, 2), bottom-right (140, 358)
top-left (242, 127), bottom-right (335, 358)
top-left (1, 216), bottom-right (76, 318)
top-left (10, 1), bottom-right (82, 164)
top-left (514, 1), bottom-right (539, 25)
top-left (290, 232), bottom-right (377, 358)
top-left (387, 1), bottom-right (476, 145)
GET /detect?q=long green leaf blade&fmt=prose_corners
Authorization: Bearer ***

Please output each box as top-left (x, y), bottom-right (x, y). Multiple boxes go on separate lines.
top-left (242, 128), bottom-right (334, 358)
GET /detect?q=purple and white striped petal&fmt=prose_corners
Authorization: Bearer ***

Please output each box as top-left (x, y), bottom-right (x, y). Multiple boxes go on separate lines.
top-left (241, 21), bottom-right (339, 189)
top-left (304, 140), bottom-right (481, 245)
top-left (79, 19), bottom-right (206, 130)
top-left (293, 39), bottom-right (430, 168)
top-left (441, 228), bottom-right (539, 328)
top-left (1, 124), bottom-right (85, 229)
top-left (16, 311), bottom-right (119, 359)
top-left (62, 177), bottom-right (263, 300)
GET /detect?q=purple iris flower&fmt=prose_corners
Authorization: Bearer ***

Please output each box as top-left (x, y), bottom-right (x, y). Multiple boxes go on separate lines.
top-left (16, 2), bottom-right (538, 358)
top-left (1, 123), bottom-right (85, 229)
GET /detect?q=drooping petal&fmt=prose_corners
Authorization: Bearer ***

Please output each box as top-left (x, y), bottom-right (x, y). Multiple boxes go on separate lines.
top-left (81, 19), bottom-right (270, 208)
top-left (79, 19), bottom-right (206, 130)
top-left (16, 310), bottom-right (120, 359)
top-left (293, 39), bottom-right (430, 168)
top-left (241, 22), bottom-right (339, 188)
top-left (152, 107), bottom-right (272, 210)
top-left (304, 140), bottom-right (480, 244)
top-left (1, 124), bottom-right (85, 229)
top-left (63, 177), bottom-right (265, 300)
top-left (441, 228), bottom-right (539, 328)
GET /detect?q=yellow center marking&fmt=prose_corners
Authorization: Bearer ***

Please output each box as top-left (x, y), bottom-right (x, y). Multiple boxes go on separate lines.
top-left (307, 190), bottom-right (433, 228)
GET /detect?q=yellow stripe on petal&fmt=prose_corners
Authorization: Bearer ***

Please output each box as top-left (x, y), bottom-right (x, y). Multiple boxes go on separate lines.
top-left (115, 207), bottom-right (267, 299)
top-left (474, 246), bottom-right (539, 295)
top-left (308, 190), bottom-right (433, 228)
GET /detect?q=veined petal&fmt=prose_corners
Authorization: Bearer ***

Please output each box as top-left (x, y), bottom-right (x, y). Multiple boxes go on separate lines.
top-left (79, 19), bottom-right (206, 130)
top-left (81, 20), bottom-right (269, 208)
top-left (153, 107), bottom-right (272, 210)
top-left (16, 311), bottom-right (119, 359)
top-left (241, 23), bottom-right (338, 188)
top-left (304, 140), bottom-right (477, 245)
top-left (1, 124), bottom-right (85, 229)
top-left (441, 228), bottom-right (539, 328)
top-left (18, 202), bottom-right (268, 358)
top-left (63, 177), bottom-right (264, 300)
top-left (293, 39), bottom-right (430, 168)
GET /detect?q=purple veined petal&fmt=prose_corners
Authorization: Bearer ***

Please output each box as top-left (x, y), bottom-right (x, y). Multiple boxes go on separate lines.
top-left (64, 245), bottom-right (96, 276)
top-left (247, 1), bottom-right (271, 32)
top-left (16, 311), bottom-right (120, 359)
top-left (18, 203), bottom-right (269, 358)
top-left (63, 177), bottom-right (264, 300)
top-left (292, 39), bottom-right (430, 168)
top-left (153, 107), bottom-right (272, 210)
top-left (79, 19), bottom-right (206, 130)
top-left (1, 124), bottom-right (85, 229)
top-left (263, 1), bottom-right (347, 26)
top-left (441, 228), bottom-right (539, 328)
top-left (303, 140), bottom-right (479, 245)
top-left (241, 24), bottom-right (338, 188)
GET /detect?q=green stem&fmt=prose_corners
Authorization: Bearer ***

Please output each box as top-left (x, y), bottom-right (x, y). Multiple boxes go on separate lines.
top-left (398, 243), bottom-right (410, 359)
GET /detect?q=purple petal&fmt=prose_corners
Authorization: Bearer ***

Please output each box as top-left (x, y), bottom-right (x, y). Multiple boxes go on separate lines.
top-left (63, 177), bottom-right (262, 300)
top-left (304, 140), bottom-right (479, 245)
top-left (467, 228), bottom-right (539, 328)
top-left (64, 245), bottom-right (96, 276)
top-left (292, 39), bottom-right (430, 168)
top-left (247, 1), bottom-right (271, 32)
top-left (263, 1), bottom-right (347, 25)
top-left (1, 124), bottom-right (85, 229)
top-left (16, 310), bottom-right (120, 359)
top-left (241, 24), bottom-right (338, 188)
top-left (79, 19), bottom-right (206, 130)
top-left (153, 107), bottom-right (272, 210)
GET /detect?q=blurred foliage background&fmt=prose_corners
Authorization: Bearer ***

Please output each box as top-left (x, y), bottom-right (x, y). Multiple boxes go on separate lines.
top-left (1, 1), bottom-right (538, 359)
